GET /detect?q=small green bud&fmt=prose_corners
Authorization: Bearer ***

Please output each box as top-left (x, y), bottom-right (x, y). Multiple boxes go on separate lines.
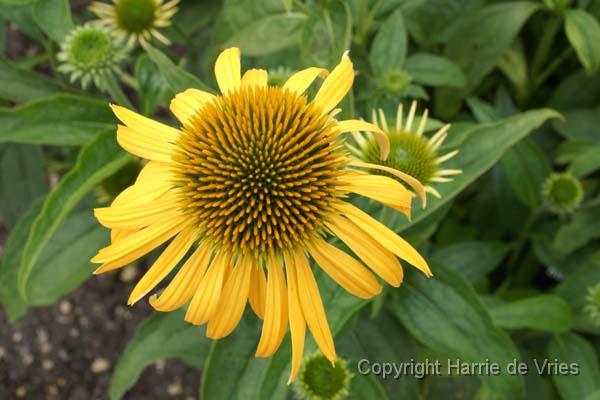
top-left (542, 172), bottom-right (583, 214)
top-left (294, 352), bottom-right (353, 400)
top-left (380, 69), bottom-right (411, 95)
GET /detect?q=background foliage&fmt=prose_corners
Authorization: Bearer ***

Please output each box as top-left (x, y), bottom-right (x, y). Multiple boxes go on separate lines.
top-left (1, 0), bottom-right (600, 399)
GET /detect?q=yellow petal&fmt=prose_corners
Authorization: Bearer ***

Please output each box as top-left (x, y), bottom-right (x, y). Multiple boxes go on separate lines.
top-left (110, 228), bottom-right (135, 244)
top-left (327, 215), bottom-right (403, 287)
top-left (283, 67), bottom-right (328, 94)
top-left (111, 105), bottom-right (179, 162)
top-left (339, 172), bottom-right (412, 217)
top-left (128, 226), bottom-right (199, 305)
top-left (95, 191), bottom-right (180, 230)
top-left (337, 119), bottom-right (390, 160)
top-left (284, 252), bottom-right (306, 383)
top-left (92, 214), bottom-right (190, 273)
top-left (248, 265), bottom-right (267, 319)
top-left (170, 89), bottom-right (215, 126)
top-left (184, 251), bottom-right (229, 325)
top-left (349, 159), bottom-right (427, 208)
top-left (241, 68), bottom-right (268, 88)
top-left (256, 256), bottom-right (288, 357)
top-left (308, 239), bottom-right (381, 299)
top-left (292, 248), bottom-right (336, 364)
top-left (150, 241), bottom-right (212, 311)
top-left (338, 202), bottom-right (432, 276)
top-left (313, 53), bottom-right (353, 113)
top-left (214, 47), bottom-right (241, 95)
top-left (206, 256), bottom-right (253, 339)
top-left (112, 163), bottom-right (173, 208)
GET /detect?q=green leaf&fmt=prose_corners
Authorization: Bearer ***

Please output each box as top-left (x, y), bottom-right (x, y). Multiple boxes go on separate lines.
top-left (547, 333), bottom-right (600, 399)
top-left (135, 54), bottom-right (169, 116)
top-left (24, 206), bottom-right (108, 305)
top-left (488, 295), bottom-right (572, 332)
top-left (110, 309), bottom-right (210, 400)
top-left (552, 106), bottom-right (600, 141)
top-left (369, 9), bottom-right (407, 76)
top-left (0, 94), bottom-right (115, 145)
top-left (549, 70), bottom-right (600, 109)
top-left (32, 0), bottom-right (73, 42)
top-left (0, 198), bottom-right (43, 321)
top-left (389, 266), bottom-right (524, 397)
top-left (0, 57), bottom-right (65, 103)
top-left (565, 9), bottom-right (600, 73)
top-left (430, 241), bottom-right (510, 283)
top-left (224, 13), bottom-right (306, 56)
top-left (554, 206), bottom-right (600, 256)
top-left (145, 46), bottom-right (213, 94)
top-left (554, 262), bottom-right (600, 312)
top-left (338, 311), bottom-right (420, 399)
top-left (568, 143), bottom-right (600, 177)
top-left (0, 144), bottom-right (48, 227)
top-left (404, 53), bottom-right (466, 88)
top-left (18, 133), bottom-right (130, 301)
top-left (443, 2), bottom-right (540, 90)
top-left (397, 109), bottom-right (560, 231)
top-left (501, 139), bottom-right (551, 209)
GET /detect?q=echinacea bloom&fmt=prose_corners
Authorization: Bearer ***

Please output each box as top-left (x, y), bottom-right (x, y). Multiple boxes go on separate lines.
top-left (91, 47), bottom-right (431, 381)
top-left (57, 24), bottom-right (129, 90)
top-left (542, 172), bottom-right (583, 214)
top-left (294, 352), bottom-right (353, 400)
top-left (348, 101), bottom-right (462, 198)
top-left (89, 0), bottom-right (179, 47)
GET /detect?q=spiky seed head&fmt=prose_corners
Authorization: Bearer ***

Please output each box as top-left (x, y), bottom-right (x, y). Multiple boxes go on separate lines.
top-left (294, 352), bottom-right (353, 400)
top-left (542, 172), bottom-right (583, 214)
top-left (381, 69), bottom-right (411, 95)
top-left (115, 0), bottom-right (157, 33)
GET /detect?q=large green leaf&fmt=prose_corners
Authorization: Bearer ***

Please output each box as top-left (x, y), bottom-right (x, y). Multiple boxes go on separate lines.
top-left (0, 144), bottom-right (48, 227)
top-left (554, 206), bottom-right (600, 256)
top-left (488, 295), bottom-right (572, 333)
top-left (554, 262), bottom-right (600, 312)
top-left (32, 0), bottom-right (73, 42)
top-left (404, 53), bottom-right (466, 88)
top-left (564, 9), bottom-right (600, 74)
top-left (0, 57), bottom-right (65, 103)
top-left (0, 94), bottom-right (115, 145)
top-left (145, 46), bottom-right (213, 94)
top-left (110, 309), bottom-right (210, 400)
top-left (369, 9), bottom-right (407, 76)
top-left (201, 269), bottom-right (366, 399)
top-left (552, 106), bottom-right (600, 141)
top-left (389, 266), bottom-right (524, 397)
top-left (430, 240), bottom-right (510, 283)
top-left (397, 109), bottom-right (559, 231)
top-left (225, 13), bottom-right (306, 56)
top-left (547, 333), bottom-right (600, 400)
top-left (0, 198), bottom-right (43, 321)
top-left (24, 207), bottom-right (108, 305)
top-left (18, 133), bottom-right (130, 301)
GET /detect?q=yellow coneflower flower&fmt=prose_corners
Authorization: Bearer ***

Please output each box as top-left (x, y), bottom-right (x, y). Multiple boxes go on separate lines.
top-left (91, 48), bottom-right (431, 381)
top-left (89, 0), bottom-right (179, 47)
top-left (349, 101), bottom-right (462, 198)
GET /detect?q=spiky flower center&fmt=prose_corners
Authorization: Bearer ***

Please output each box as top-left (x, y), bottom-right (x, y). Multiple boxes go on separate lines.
top-left (69, 28), bottom-right (113, 68)
top-left (295, 353), bottom-right (352, 400)
top-left (542, 172), bottom-right (583, 213)
top-left (172, 86), bottom-right (347, 255)
top-left (364, 130), bottom-right (437, 186)
top-left (115, 0), bottom-right (157, 33)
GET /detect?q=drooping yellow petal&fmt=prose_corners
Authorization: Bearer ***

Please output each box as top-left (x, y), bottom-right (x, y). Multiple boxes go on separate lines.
top-left (241, 68), bottom-right (268, 88)
top-left (284, 253), bottom-right (306, 383)
top-left (170, 89), bottom-right (215, 126)
top-left (112, 162), bottom-right (174, 208)
top-left (337, 119), bottom-right (390, 160)
top-left (313, 52), bottom-right (353, 113)
top-left (110, 228), bottom-right (135, 244)
top-left (185, 251), bottom-right (229, 325)
top-left (283, 67), bottom-right (328, 94)
top-left (128, 226), bottom-right (199, 305)
top-left (92, 214), bottom-right (190, 273)
top-left (206, 256), bottom-right (253, 339)
top-left (308, 239), bottom-right (381, 299)
top-left (326, 215), bottom-right (403, 287)
top-left (150, 241), bottom-right (212, 311)
top-left (95, 191), bottom-right (180, 230)
top-left (339, 172), bottom-right (412, 217)
top-left (349, 159), bottom-right (427, 208)
top-left (292, 248), bottom-right (336, 364)
top-left (256, 256), bottom-right (288, 357)
top-left (214, 47), bottom-right (241, 95)
top-left (338, 202), bottom-right (432, 276)
top-left (248, 265), bottom-right (267, 319)
top-left (111, 105), bottom-right (179, 162)
top-left (116, 124), bottom-right (175, 163)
